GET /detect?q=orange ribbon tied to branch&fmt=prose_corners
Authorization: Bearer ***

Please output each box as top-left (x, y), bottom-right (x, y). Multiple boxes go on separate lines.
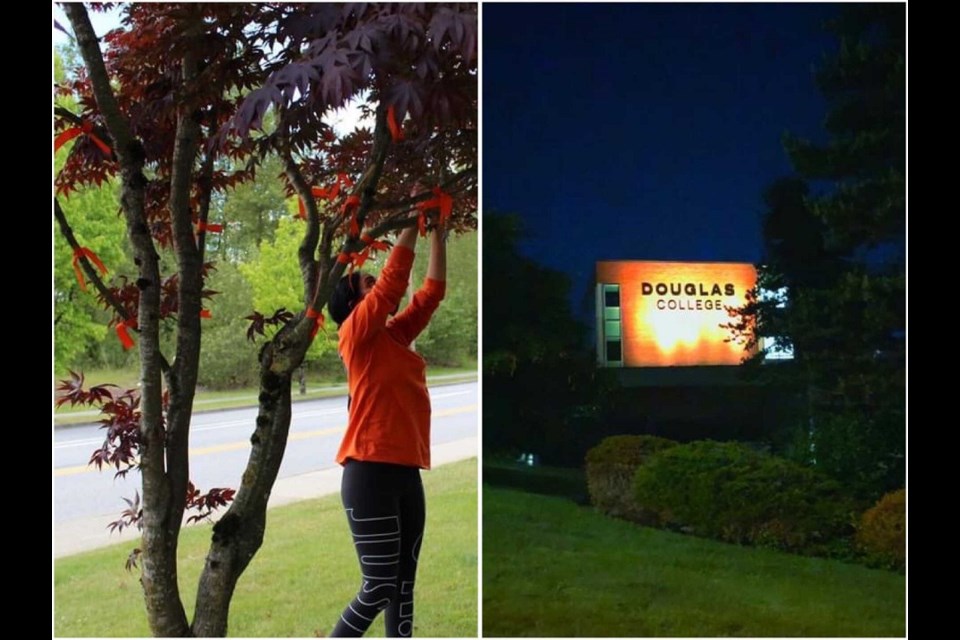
top-left (54, 121), bottom-right (112, 157)
top-left (335, 247), bottom-right (372, 273)
top-left (342, 195), bottom-right (361, 238)
top-left (115, 320), bottom-right (135, 350)
top-left (415, 186), bottom-right (454, 236)
top-left (200, 309), bottom-right (212, 319)
top-left (350, 247), bottom-right (372, 270)
top-left (361, 233), bottom-right (392, 254)
top-left (300, 174), bottom-right (356, 220)
top-left (71, 247), bottom-right (109, 292)
top-left (195, 221), bottom-right (223, 234)
top-left (305, 308), bottom-right (325, 339)
top-left (324, 173), bottom-right (354, 201)
top-left (387, 105), bottom-right (404, 142)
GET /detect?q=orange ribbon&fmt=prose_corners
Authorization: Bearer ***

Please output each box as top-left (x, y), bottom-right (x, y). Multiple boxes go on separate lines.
top-left (314, 173), bottom-right (354, 200)
top-left (416, 186), bottom-right (454, 228)
top-left (116, 321), bottom-right (134, 350)
top-left (361, 233), bottom-right (391, 253)
top-left (342, 195), bottom-right (361, 238)
top-left (336, 246), bottom-right (372, 273)
top-left (387, 105), bottom-right (404, 142)
top-left (200, 309), bottom-right (212, 319)
top-left (300, 174), bottom-right (355, 219)
top-left (350, 247), bottom-right (371, 270)
top-left (305, 308), bottom-right (324, 339)
top-left (196, 221), bottom-right (223, 233)
top-left (54, 121), bottom-right (112, 156)
top-left (71, 247), bottom-right (109, 292)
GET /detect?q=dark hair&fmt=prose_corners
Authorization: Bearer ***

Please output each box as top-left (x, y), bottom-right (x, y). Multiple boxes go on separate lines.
top-left (328, 272), bottom-right (362, 326)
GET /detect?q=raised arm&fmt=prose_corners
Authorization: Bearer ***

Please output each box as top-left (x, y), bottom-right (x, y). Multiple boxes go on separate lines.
top-left (426, 227), bottom-right (447, 282)
top-left (388, 228), bottom-right (447, 346)
top-left (395, 224), bottom-right (418, 253)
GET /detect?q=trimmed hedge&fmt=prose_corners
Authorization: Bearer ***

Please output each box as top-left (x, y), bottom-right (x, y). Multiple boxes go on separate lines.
top-left (585, 435), bottom-right (678, 524)
top-left (857, 488), bottom-right (905, 570)
top-left (633, 440), bottom-right (855, 554)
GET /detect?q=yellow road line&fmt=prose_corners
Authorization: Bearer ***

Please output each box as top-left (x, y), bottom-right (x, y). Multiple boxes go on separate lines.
top-left (54, 404), bottom-right (476, 478)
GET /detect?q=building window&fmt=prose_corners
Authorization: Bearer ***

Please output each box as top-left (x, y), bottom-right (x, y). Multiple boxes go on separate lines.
top-left (604, 320), bottom-right (621, 338)
top-left (604, 288), bottom-right (620, 307)
top-left (597, 283), bottom-right (622, 366)
top-left (606, 340), bottom-right (622, 362)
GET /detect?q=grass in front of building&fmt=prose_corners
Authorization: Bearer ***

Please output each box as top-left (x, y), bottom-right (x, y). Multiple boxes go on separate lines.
top-left (483, 485), bottom-right (905, 637)
top-left (54, 459), bottom-right (478, 637)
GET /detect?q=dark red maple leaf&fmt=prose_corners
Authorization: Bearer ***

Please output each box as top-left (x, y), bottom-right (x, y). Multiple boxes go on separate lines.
top-left (245, 308), bottom-right (295, 342)
top-left (56, 370), bottom-right (117, 408)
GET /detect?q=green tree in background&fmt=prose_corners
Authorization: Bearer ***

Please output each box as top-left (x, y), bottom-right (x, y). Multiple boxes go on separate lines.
top-left (197, 262), bottom-right (260, 389)
top-left (412, 230), bottom-right (477, 366)
top-left (239, 214), bottom-right (341, 373)
top-left (54, 48), bottom-right (129, 371)
top-left (213, 152), bottom-right (288, 264)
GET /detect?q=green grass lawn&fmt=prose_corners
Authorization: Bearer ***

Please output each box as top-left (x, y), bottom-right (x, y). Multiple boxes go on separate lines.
top-left (483, 461), bottom-right (587, 501)
top-left (483, 486), bottom-right (906, 637)
top-left (54, 459), bottom-right (478, 637)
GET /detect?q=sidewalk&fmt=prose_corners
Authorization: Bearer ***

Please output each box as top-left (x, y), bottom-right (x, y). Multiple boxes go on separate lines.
top-left (53, 435), bottom-right (478, 558)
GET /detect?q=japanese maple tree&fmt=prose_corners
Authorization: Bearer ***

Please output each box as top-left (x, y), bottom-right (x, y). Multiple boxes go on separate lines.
top-left (55, 3), bottom-right (476, 636)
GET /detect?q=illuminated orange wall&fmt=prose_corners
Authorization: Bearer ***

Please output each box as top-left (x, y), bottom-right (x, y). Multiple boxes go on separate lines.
top-left (597, 261), bottom-right (757, 367)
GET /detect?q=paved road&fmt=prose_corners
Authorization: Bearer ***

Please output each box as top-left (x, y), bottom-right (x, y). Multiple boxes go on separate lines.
top-left (53, 381), bottom-right (478, 557)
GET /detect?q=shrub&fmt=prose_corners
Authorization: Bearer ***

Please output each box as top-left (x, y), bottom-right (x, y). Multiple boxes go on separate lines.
top-left (633, 440), bottom-right (855, 554)
top-left (856, 488), bottom-right (905, 570)
top-left (585, 435), bottom-right (678, 524)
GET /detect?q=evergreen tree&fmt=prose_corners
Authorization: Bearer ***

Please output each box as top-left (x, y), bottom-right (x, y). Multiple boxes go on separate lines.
top-left (735, 4), bottom-right (905, 497)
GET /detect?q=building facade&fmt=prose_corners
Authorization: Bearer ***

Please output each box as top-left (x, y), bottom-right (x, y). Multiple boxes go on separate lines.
top-left (595, 260), bottom-right (758, 368)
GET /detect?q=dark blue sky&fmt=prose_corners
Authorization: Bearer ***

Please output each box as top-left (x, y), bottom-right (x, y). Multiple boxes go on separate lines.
top-left (483, 2), bottom-right (842, 311)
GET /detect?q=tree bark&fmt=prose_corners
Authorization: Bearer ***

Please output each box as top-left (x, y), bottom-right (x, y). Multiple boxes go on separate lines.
top-left (64, 5), bottom-right (190, 635)
top-left (192, 367), bottom-right (293, 636)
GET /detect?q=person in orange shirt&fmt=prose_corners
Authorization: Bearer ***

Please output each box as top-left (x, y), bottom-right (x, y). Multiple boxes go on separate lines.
top-left (326, 223), bottom-right (446, 638)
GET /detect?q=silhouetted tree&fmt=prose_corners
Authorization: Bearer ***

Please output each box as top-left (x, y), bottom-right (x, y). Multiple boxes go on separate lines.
top-left (729, 4), bottom-right (904, 497)
top-left (483, 213), bottom-right (598, 465)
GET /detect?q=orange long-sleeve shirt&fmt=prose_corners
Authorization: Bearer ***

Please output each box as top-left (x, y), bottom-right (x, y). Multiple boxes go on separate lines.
top-left (335, 245), bottom-right (445, 469)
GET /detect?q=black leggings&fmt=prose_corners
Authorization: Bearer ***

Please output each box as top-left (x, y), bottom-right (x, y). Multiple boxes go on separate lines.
top-left (331, 460), bottom-right (425, 637)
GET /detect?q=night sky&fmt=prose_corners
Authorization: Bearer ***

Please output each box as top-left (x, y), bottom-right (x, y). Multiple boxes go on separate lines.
top-left (483, 2), bottom-right (842, 313)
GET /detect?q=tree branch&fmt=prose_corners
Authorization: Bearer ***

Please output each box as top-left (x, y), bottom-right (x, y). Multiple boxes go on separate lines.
top-left (164, 16), bottom-right (206, 591)
top-left (54, 198), bottom-right (130, 323)
top-left (372, 167), bottom-right (477, 212)
top-left (277, 129), bottom-right (322, 305)
top-left (62, 5), bottom-right (135, 166)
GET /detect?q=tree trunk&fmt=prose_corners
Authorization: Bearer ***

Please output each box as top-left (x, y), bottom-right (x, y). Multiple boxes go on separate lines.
top-left (64, 6), bottom-right (194, 634)
top-left (192, 358), bottom-right (295, 635)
